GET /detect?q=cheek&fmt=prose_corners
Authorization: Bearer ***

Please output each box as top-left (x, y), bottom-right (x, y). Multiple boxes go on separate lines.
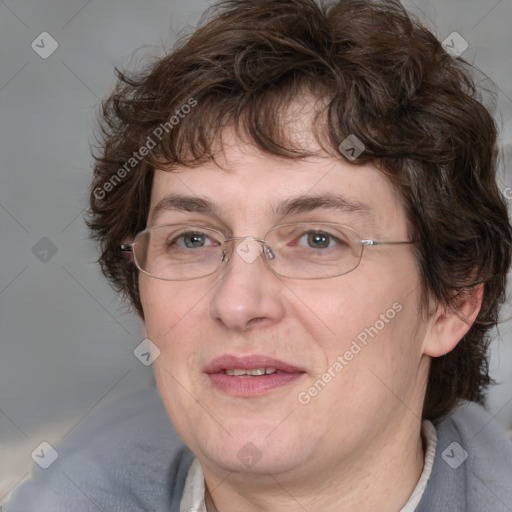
top-left (285, 272), bottom-right (400, 341)
top-left (139, 276), bottom-right (223, 383)
top-left (139, 276), bottom-right (203, 340)
top-left (305, 259), bottom-right (421, 363)
top-left (140, 279), bottom-right (205, 392)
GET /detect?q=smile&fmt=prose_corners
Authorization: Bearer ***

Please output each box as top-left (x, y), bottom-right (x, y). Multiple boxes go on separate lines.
top-left (205, 355), bottom-right (306, 396)
top-left (225, 367), bottom-right (277, 376)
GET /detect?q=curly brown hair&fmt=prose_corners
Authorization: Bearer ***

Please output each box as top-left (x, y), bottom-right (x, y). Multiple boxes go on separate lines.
top-left (86, 0), bottom-right (512, 421)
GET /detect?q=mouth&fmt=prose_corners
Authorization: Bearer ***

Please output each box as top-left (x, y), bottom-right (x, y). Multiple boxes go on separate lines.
top-left (224, 367), bottom-right (279, 376)
top-left (204, 354), bottom-right (306, 397)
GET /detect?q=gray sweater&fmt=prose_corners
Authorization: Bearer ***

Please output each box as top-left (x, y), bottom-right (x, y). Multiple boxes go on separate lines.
top-left (5, 387), bottom-right (512, 511)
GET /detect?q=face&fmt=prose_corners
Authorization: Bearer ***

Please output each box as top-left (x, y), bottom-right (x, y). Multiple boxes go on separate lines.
top-left (139, 124), bottom-right (431, 487)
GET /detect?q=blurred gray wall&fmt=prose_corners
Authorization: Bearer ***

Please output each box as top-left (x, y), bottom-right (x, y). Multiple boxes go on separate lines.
top-left (1, 0), bottom-right (512, 503)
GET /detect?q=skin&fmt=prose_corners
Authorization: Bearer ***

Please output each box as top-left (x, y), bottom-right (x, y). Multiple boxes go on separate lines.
top-left (138, 116), bottom-right (482, 512)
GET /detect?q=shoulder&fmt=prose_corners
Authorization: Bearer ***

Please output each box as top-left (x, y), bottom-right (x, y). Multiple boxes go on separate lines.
top-left (4, 387), bottom-right (193, 512)
top-left (417, 400), bottom-right (512, 512)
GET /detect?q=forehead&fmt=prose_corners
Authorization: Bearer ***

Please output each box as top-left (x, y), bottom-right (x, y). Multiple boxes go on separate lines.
top-left (149, 152), bottom-right (406, 242)
top-left (148, 118), bottom-right (407, 237)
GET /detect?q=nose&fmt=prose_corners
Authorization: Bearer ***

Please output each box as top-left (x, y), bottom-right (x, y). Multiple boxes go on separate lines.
top-left (209, 238), bottom-right (286, 332)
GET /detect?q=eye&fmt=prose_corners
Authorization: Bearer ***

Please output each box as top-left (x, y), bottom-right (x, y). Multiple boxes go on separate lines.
top-left (297, 230), bottom-right (342, 249)
top-left (171, 231), bottom-right (218, 249)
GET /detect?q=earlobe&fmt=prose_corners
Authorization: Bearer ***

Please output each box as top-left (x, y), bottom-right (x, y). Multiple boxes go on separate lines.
top-left (423, 284), bottom-right (484, 358)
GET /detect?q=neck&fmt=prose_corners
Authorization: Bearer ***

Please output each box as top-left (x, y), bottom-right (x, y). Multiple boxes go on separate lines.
top-left (202, 418), bottom-right (425, 512)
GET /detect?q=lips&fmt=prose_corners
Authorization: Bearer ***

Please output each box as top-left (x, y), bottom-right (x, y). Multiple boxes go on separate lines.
top-left (204, 354), bottom-right (304, 375)
top-left (204, 354), bottom-right (306, 397)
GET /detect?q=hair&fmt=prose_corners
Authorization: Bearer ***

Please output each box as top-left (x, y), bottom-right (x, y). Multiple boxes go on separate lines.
top-left (86, 0), bottom-right (512, 421)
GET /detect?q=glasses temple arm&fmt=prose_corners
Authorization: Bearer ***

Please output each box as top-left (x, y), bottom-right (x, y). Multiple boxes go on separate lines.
top-left (361, 240), bottom-right (418, 246)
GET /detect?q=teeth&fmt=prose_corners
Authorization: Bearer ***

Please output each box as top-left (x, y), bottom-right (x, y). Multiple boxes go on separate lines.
top-left (246, 368), bottom-right (265, 376)
top-left (225, 367), bottom-right (277, 376)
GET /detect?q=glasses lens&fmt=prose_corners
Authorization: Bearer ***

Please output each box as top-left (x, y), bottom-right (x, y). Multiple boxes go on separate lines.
top-left (265, 223), bottom-right (363, 278)
top-left (133, 225), bottom-right (224, 280)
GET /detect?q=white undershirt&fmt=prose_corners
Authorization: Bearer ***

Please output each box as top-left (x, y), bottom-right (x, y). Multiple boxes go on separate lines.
top-left (180, 420), bottom-right (438, 512)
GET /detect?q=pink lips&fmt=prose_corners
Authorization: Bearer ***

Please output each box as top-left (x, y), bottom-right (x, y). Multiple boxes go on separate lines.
top-left (204, 354), bottom-right (306, 397)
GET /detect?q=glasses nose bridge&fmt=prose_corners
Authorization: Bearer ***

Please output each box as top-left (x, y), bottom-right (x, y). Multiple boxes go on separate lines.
top-left (221, 236), bottom-right (274, 264)
top-left (224, 235), bottom-right (267, 245)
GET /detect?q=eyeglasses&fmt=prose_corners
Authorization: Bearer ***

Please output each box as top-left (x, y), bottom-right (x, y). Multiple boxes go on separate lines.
top-left (120, 222), bottom-right (416, 281)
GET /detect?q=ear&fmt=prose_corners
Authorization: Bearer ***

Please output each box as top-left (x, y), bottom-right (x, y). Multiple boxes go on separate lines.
top-left (423, 284), bottom-right (484, 357)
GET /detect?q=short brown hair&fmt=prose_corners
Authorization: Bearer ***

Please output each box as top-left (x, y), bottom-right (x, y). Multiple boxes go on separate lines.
top-left (87, 0), bottom-right (512, 421)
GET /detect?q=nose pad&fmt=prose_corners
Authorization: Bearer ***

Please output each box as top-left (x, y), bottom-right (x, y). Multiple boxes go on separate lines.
top-left (220, 241), bottom-right (273, 267)
top-left (265, 246), bottom-right (275, 260)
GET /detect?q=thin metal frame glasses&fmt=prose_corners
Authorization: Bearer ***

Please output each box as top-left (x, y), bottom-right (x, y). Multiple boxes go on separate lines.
top-left (120, 222), bottom-right (416, 281)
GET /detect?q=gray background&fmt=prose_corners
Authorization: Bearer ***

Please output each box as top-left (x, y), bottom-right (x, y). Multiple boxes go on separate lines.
top-left (1, 0), bottom-right (512, 504)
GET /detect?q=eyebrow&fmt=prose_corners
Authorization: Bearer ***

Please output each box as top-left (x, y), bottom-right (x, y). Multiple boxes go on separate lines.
top-left (275, 193), bottom-right (372, 218)
top-left (149, 193), bottom-right (373, 223)
top-left (150, 195), bottom-right (220, 223)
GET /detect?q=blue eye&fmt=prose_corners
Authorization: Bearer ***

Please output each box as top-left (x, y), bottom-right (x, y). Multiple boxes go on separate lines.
top-left (298, 231), bottom-right (340, 249)
top-left (172, 232), bottom-right (217, 249)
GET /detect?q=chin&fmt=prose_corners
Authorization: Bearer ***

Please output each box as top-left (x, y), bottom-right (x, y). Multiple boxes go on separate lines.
top-left (201, 441), bottom-right (304, 475)
top-left (190, 420), bottom-right (312, 475)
